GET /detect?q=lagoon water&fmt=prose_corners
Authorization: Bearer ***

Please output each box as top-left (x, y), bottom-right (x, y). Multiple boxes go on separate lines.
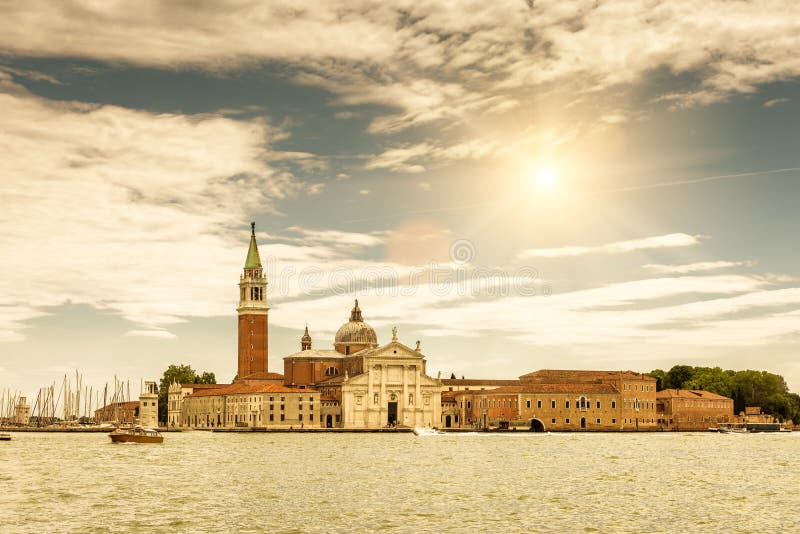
top-left (1, 431), bottom-right (798, 533)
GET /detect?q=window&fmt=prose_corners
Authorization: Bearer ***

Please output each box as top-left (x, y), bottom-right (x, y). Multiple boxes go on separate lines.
top-left (565, 418), bottom-right (570, 424)
top-left (551, 418), bottom-right (556, 424)
top-left (611, 401), bottom-right (617, 409)
top-left (596, 418), bottom-right (601, 424)
top-left (280, 414), bottom-right (285, 421)
top-left (526, 400), bottom-right (531, 409)
top-left (299, 414), bottom-right (303, 421)
top-left (612, 418), bottom-right (616, 424)
top-left (565, 400), bottom-right (570, 409)
top-left (551, 400), bottom-right (556, 409)
top-left (467, 401), bottom-right (471, 409)
top-left (537, 400), bottom-right (542, 409)
top-left (596, 401), bottom-right (601, 409)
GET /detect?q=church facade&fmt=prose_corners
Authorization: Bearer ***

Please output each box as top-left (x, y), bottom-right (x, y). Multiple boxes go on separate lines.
top-left (284, 303), bottom-right (441, 428)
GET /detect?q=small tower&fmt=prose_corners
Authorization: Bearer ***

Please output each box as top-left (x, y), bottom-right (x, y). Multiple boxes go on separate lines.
top-left (301, 325), bottom-right (312, 351)
top-left (14, 397), bottom-right (29, 425)
top-left (139, 381), bottom-right (159, 428)
top-left (237, 222), bottom-right (269, 380)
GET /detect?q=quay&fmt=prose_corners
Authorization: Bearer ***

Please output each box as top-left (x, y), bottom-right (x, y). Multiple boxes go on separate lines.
top-left (212, 427), bottom-right (413, 433)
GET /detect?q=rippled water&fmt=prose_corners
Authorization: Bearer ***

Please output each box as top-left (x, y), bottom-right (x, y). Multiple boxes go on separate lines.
top-left (1, 431), bottom-right (798, 533)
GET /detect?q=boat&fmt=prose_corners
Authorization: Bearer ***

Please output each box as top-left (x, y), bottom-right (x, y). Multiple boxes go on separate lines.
top-left (0, 433), bottom-right (11, 441)
top-left (413, 427), bottom-right (445, 436)
top-left (109, 426), bottom-right (163, 443)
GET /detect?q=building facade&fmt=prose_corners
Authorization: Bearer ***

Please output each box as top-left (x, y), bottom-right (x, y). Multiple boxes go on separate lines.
top-left (656, 389), bottom-right (734, 430)
top-left (285, 302), bottom-right (441, 428)
top-left (138, 381), bottom-right (159, 428)
top-left (447, 369), bottom-right (658, 431)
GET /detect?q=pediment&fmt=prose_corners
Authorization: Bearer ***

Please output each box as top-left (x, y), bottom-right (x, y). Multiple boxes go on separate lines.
top-left (368, 341), bottom-right (424, 360)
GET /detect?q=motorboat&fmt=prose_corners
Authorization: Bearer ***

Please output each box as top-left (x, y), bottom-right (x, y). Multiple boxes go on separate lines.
top-left (413, 427), bottom-right (445, 436)
top-left (109, 426), bottom-right (163, 443)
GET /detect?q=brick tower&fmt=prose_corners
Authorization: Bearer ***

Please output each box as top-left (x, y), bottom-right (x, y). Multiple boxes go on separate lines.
top-left (237, 222), bottom-right (269, 380)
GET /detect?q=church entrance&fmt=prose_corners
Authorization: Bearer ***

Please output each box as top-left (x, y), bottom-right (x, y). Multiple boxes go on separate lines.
top-left (580, 417), bottom-right (586, 429)
top-left (326, 415), bottom-right (333, 428)
top-left (445, 415), bottom-right (452, 428)
top-left (387, 402), bottom-right (398, 426)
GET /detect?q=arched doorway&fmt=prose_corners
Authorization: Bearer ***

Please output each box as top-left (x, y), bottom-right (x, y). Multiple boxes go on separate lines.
top-left (529, 418), bottom-right (545, 432)
top-left (326, 415), bottom-right (333, 428)
top-left (580, 417), bottom-right (586, 429)
top-left (445, 415), bottom-right (452, 428)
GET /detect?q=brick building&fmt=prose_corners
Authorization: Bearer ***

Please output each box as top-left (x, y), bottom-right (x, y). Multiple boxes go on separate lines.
top-left (656, 389), bottom-right (734, 430)
top-left (449, 369), bottom-right (658, 431)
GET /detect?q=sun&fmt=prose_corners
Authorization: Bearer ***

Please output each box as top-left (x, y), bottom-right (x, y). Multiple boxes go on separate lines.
top-left (532, 167), bottom-right (558, 191)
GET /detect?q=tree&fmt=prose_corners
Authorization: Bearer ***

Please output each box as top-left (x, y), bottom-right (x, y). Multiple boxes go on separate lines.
top-left (648, 369), bottom-right (667, 390)
top-left (158, 364), bottom-right (217, 424)
top-left (665, 365), bottom-right (694, 389)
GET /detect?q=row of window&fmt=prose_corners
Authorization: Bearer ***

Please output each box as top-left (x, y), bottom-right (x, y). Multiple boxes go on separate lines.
top-left (549, 417), bottom-right (618, 425)
top-left (624, 383), bottom-right (654, 392)
top-left (464, 399), bottom-right (621, 410)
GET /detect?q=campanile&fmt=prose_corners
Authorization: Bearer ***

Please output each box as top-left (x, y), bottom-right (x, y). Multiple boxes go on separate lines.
top-left (237, 222), bottom-right (269, 379)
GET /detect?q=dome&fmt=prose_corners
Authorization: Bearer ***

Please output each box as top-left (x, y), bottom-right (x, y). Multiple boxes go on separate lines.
top-left (334, 299), bottom-right (378, 351)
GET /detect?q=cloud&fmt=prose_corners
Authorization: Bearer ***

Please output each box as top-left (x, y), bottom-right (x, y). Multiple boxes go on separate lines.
top-left (519, 233), bottom-right (705, 259)
top-left (0, 87), bottom-right (300, 337)
top-left (124, 329), bottom-right (177, 340)
top-left (1, 1), bottom-right (798, 154)
top-left (643, 260), bottom-right (755, 275)
top-left (763, 98), bottom-right (790, 108)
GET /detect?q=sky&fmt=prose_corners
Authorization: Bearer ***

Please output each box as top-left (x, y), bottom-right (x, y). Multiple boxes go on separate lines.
top-left (1, 1), bottom-right (800, 402)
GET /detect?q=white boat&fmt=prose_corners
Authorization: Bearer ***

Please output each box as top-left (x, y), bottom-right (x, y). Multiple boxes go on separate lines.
top-left (413, 427), bottom-right (445, 436)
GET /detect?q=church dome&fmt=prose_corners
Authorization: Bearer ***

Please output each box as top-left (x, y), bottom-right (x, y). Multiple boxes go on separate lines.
top-left (334, 300), bottom-right (378, 352)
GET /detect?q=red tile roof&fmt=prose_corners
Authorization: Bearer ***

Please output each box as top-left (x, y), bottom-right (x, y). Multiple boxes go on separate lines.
top-left (187, 382), bottom-right (316, 397)
top-left (520, 369), bottom-right (655, 383)
top-left (95, 401), bottom-right (140, 411)
top-left (656, 389), bottom-right (732, 400)
top-left (456, 383), bottom-right (618, 395)
top-left (441, 379), bottom-right (521, 387)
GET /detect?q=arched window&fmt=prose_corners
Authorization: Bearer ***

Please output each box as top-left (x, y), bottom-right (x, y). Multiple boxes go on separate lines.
top-left (324, 367), bottom-right (339, 376)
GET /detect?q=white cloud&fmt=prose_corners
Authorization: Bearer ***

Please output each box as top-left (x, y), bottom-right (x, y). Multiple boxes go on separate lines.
top-left (1, 0), bottom-right (797, 153)
top-left (0, 88), bottom-right (299, 338)
top-left (763, 98), bottom-right (790, 108)
top-left (124, 329), bottom-right (177, 340)
top-left (519, 233), bottom-right (705, 259)
top-left (643, 260), bottom-right (755, 274)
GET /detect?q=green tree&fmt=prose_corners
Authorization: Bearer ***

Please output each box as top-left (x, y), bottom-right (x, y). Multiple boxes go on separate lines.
top-left (158, 364), bottom-right (217, 424)
top-left (648, 369), bottom-right (667, 390)
top-left (665, 365), bottom-right (695, 389)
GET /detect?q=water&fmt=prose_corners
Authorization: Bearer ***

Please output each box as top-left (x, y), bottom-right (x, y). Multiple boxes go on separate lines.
top-left (1, 431), bottom-right (798, 533)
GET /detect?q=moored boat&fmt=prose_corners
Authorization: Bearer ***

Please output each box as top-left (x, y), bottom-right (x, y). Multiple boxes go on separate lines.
top-left (0, 433), bottom-right (11, 441)
top-left (109, 426), bottom-right (163, 443)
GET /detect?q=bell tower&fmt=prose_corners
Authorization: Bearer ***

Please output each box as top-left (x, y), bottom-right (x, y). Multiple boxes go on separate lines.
top-left (237, 222), bottom-right (269, 380)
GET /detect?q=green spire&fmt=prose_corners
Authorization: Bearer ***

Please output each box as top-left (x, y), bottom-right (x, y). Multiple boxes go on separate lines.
top-left (244, 222), bottom-right (262, 268)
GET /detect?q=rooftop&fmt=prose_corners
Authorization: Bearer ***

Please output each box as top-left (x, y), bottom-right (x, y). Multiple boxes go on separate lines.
top-left (656, 389), bottom-right (732, 400)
